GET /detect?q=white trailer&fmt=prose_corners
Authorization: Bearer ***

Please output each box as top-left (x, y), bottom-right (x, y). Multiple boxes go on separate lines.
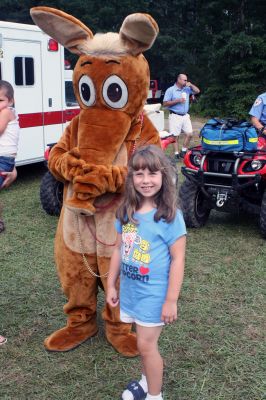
top-left (0, 21), bottom-right (79, 166)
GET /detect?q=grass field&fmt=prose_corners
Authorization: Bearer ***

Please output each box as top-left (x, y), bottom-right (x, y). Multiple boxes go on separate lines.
top-left (0, 163), bottom-right (265, 400)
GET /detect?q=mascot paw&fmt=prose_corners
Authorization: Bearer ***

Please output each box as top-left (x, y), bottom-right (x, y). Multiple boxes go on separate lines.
top-left (65, 197), bottom-right (96, 216)
top-left (44, 325), bottom-right (98, 352)
top-left (106, 331), bottom-right (139, 358)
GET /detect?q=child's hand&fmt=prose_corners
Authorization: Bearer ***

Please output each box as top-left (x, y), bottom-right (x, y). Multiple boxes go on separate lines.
top-left (106, 287), bottom-right (119, 307)
top-left (161, 300), bottom-right (178, 324)
top-left (0, 169), bottom-right (17, 189)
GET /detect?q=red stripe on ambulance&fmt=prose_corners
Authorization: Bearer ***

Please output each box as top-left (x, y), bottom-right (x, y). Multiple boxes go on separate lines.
top-left (18, 108), bottom-right (80, 128)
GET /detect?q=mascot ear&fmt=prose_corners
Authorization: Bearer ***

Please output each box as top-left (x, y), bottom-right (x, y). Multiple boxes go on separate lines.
top-left (119, 13), bottom-right (159, 55)
top-left (30, 7), bottom-right (93, 55)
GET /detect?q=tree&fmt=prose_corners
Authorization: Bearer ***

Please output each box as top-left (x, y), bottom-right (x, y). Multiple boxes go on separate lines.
top-left (1, 0), bottom-right (266, 117)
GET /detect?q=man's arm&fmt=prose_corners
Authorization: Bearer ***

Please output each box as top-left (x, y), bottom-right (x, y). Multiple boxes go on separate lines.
top-left (163, 98), bottom-right (185, 107)
top-left (187, 82), bottom-right (200, 94)
top-left (163, 87), bottom-right (185, 108)
top-left (249, 96), bottom-right (264, 133)
top-left (251, 116), bottom-right (266, 134)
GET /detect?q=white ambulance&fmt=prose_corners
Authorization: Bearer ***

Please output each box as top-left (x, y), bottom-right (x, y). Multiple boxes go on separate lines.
top-left (0, 20), bottom-right (79, 166)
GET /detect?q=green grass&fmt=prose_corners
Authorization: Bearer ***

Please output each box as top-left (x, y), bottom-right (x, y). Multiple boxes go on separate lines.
top-left (0, 164), bottom-right (265, 400)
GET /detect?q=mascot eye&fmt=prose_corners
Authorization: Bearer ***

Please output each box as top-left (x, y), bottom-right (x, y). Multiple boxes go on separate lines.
top-left (102, 75), bottom-right (128, 109)
top-left (78, 75), bottom-right (96, 107)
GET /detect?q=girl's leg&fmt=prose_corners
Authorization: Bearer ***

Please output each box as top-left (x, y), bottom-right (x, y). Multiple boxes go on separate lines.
top-left (136, 324), bottom-right (163, 396)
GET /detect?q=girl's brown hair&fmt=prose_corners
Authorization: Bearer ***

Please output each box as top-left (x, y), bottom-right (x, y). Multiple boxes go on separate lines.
top-left (117, 145), bottom-right (178, 224)
top-left (0, 80), bottom-right (14, 102)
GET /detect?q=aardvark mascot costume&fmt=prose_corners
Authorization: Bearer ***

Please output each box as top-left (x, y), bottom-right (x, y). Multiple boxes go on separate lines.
top-left (30, 7), bottom-right (160, 356)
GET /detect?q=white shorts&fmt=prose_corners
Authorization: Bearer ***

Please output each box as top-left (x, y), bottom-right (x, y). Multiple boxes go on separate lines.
top-left (120, 309), bottom-right (164, 327)
top-left (169, 113), bottom-right (193, 136)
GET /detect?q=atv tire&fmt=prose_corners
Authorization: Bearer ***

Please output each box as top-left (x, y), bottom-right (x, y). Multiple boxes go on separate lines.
top-left (259, 190), bottom-right (266, 238)
top-left (40, 171), bottom-right (63, 216)
top-left (179, 179), bottom-right (211, 228)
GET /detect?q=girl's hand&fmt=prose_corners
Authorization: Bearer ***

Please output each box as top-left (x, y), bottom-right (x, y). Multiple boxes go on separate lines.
top-left (161, 300), bottom-right (177, 324)
top-left (106, 287), bottom-right (119, 307)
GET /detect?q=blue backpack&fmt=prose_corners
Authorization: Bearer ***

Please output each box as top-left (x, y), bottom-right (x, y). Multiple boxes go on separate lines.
top-left (200, 118), bottom-right (258, 152)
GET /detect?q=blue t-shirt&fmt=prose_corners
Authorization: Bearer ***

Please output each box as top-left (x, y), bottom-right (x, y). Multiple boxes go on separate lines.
top-left (249, 92), bottom-right (266, 124)
top-left (163, 84), bottom-right (193, 114)
top-left (115, 209), bottom-right (186, 323)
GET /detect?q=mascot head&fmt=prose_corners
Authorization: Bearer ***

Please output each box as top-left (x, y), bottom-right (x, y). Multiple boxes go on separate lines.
top-left (30, 7), bottom-right (159, 120)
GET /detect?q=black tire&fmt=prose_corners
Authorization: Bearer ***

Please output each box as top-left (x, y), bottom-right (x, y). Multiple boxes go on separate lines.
top-left (179, 179), bottom-right (211, 228)
top-left (40, 171), bottom-right (63, 216)
top-left (259, 190), bottom-right (266, 238)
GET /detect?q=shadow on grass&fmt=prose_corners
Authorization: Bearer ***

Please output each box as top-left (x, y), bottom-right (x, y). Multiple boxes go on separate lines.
top-left (15, 162), bottom-right (47, 184)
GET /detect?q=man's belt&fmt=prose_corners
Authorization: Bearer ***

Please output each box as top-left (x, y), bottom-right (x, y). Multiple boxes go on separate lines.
top-left (169, 111), bottom-right (186, 116)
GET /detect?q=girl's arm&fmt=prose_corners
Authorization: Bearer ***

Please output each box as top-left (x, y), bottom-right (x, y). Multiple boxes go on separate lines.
top-left (161, 235), bottom-right (186, 324)
top-left (0, 108), bottom-right (13, 134)
top-left (106, 233), bottom-right (122, 307)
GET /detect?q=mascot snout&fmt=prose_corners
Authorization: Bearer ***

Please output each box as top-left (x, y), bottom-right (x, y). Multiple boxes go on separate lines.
top-left (78, 109), bottom-right (131, 164)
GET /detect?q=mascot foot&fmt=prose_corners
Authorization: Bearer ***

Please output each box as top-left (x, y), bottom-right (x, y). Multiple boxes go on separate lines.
top-left (65, 198), bottom-right (95, 216)
top-left (44, 324), bottom-right (98, 352)
top-left (106, 324), bottom-right (139, 357)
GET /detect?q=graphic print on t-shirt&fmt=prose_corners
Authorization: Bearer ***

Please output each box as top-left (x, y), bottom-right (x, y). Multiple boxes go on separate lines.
top-left (122, 222), bottom-right (151, 283)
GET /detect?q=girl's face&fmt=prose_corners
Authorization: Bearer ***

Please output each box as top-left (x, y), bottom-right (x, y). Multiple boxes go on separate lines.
top-left (0, 89), bottom-right (13, 112)
top-left (133, 168), bottom-right (162, 199)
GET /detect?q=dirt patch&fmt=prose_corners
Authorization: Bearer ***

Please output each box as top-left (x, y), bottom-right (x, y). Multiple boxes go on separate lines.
top-left (191, 116), bottom-right (207, 134)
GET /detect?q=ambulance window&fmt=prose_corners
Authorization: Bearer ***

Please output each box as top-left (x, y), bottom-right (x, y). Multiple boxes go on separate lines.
top-left (25, 58), bottom-right (34, 85)
top-left (14, 58), bottom-right (23, 85)
top-left (65, 81), bottom-right (78, 106)
top-left (14, 57), bottom-right (34, 86)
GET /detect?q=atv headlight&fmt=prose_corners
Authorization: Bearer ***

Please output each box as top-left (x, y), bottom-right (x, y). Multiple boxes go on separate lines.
top-left (251, 160), bottom-right (262, 170)
top-left (192, 154), bottom-right (202, 166)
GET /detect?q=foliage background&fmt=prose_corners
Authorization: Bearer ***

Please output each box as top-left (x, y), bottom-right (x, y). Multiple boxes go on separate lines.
top-left (1, 0), bottom-right (266, 118)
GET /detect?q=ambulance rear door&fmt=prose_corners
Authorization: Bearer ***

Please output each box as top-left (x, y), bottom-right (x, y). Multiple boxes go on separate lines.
top-left (1, 34), bottom-right (44, 165)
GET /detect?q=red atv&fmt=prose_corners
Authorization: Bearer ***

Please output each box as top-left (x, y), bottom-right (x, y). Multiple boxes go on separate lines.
top-left (179, 119), bottom-right (266, 238)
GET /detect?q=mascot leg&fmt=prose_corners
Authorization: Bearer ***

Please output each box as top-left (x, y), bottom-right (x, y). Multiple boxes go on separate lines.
top-left (44, 212), bottom-right (99, 352)
top-left (99, 257), bottom-right (139, 358)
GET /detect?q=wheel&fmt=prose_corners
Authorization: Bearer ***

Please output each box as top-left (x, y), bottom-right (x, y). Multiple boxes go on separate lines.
top-left (179, 179), bottom-right (211, 228)
top-left (259, 190), bottom-right (266, 238)
top-left (40, 171), bottom-right (63, 216)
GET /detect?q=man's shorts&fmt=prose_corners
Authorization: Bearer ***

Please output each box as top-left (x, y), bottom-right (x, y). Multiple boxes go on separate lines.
top-left (169, 113), bottom-right (193, 137)
top-left (120, 309), bottom-right (164, 327)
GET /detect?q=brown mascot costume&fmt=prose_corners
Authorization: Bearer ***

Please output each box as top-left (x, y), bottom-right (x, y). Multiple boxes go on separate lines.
top-left (30, 7), bottom-right (161, 356)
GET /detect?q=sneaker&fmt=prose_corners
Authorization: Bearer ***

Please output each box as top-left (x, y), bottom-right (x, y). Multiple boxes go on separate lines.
top-left (174, 153), bottom-right (180, 160)
top-left (180, 150), bottom-right (187, 158)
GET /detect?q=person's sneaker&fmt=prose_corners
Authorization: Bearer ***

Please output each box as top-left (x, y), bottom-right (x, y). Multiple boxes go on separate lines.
top-left (174, 153), bottom-right (180, 160)
top-left (180, 150), bottom-right (187, 158)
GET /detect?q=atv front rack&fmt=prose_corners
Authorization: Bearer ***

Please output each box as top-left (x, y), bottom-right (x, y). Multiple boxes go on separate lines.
top-left (181, 151), bottom-right (262, 198)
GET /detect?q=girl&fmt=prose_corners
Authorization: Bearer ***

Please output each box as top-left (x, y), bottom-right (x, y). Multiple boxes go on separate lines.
top-left (0, 80), bottom-right (19, 233)
top-left (106, 145), bottom-right (186, 400)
